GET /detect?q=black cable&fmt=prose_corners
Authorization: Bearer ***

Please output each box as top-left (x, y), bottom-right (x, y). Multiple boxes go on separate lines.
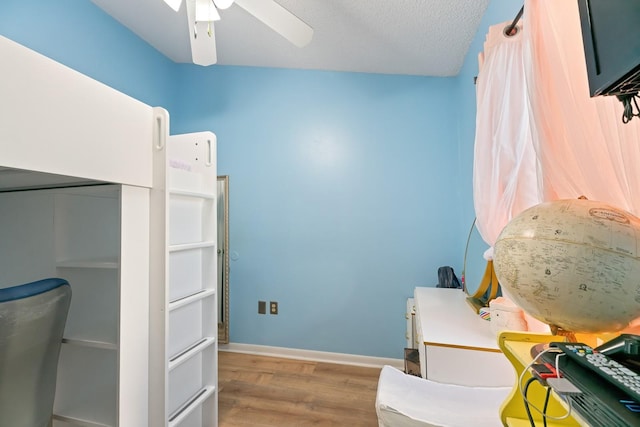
top-left (617, 93), bottom-right (640, 123)
top-left (542, 385), bottom-right (551, 427)
top-left (523, 376), bottom-right (538, 427)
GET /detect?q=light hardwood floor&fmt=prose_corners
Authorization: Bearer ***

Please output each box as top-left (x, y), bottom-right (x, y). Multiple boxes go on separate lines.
top-left (218, 351), bottom-right (382, 426)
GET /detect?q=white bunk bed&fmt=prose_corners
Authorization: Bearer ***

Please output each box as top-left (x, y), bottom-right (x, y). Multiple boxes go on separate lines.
top-left (0, 35), bottom-right (218, 427)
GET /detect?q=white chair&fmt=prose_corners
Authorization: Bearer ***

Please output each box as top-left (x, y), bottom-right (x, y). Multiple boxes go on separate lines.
top-left (0, 278), bottom-right (71, 427)
top-left (375, 365), bottom-right (511, 427)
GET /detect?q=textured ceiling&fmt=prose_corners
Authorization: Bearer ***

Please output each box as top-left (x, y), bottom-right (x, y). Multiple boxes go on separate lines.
top-left (91, 0), bottom-right (491, 76)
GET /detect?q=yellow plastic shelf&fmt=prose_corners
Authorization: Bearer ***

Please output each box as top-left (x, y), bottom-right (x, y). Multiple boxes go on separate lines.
top-left (498, 332), bottom-right (587, 426)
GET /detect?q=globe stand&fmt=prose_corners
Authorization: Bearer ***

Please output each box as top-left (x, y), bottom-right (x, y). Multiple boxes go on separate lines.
top-left (529, 326), bottom-right (578, 359)
top-left (550, 325), bottom-right (577, 343)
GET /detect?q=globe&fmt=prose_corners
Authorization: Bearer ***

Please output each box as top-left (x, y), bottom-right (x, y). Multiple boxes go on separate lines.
top-left (493, 198), bottom-right (640, 334)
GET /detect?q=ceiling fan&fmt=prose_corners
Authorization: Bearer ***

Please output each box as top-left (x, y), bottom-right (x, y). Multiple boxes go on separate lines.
top-left (162, 0), bottom-right (314, 66)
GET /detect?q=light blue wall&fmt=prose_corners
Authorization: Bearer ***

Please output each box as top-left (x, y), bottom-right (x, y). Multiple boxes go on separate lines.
top-left (1, 0), bottom-right (520, 359)
top-left (0, 0), bottom-right (177, 110)
top-left (172, 66), bottom-right (460, 356)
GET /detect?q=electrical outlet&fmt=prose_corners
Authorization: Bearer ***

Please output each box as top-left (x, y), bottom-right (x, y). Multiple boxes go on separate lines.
top-left (258, 300), bottom-right (266, 314)
top-left (270, 301), bottom-right (278, 315)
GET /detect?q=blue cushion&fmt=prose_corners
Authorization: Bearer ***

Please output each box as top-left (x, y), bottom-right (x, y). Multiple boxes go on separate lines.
top-left (0, 278), bottom-right (69, 303)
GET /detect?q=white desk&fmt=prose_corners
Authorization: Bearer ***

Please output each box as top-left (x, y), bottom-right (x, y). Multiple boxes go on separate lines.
top-left (413, 287), bottom-right (515, 387)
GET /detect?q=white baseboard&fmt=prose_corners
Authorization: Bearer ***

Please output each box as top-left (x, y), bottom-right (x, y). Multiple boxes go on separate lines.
top-left (219, 342), bottom-right (404, 370)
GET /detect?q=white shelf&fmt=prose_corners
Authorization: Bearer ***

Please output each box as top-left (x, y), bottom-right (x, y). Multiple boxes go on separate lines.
top-left (52, 185), bottom-right (150, 427)
top-left (169, 289), bottom-right (216, 312)
top-left (169, 241), bottom-right (216, 252)
top-left (169, 336), bottom-right (216, 371)
top-left (62, 338), bottom-right (117, 351)
top-left (170, 189), bottom-right (215, 199)
top-left (168, 386), bottom-right (216, 427)
top-left (53, 413), bottom-right (112, 427)
top-left (56, 258), bottom-right (118, 269)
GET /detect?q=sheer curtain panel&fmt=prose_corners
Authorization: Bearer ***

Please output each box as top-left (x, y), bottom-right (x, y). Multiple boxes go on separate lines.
top-left (473, 21), bottom-right (540, 257)
top-left (523, 0), bottom-right (640, 213)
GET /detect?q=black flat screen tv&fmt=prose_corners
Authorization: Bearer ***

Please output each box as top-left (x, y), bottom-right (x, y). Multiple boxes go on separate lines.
top-left (577, 0), bottom-right (640, 97)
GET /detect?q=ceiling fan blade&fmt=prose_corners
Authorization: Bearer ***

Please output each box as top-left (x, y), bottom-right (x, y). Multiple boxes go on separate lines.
top-left (213, 0), bottom-right (235, 10)
top-left (195, 0), bottom-right (221, 22)
top-left (163, 0), bottom-right (183, 12)
top-left (234, 0), bottom-right (313, 48)
top-left (186, 0), bottom-right (218, 66)
top-left (191, 21), bottom-right (218, 66)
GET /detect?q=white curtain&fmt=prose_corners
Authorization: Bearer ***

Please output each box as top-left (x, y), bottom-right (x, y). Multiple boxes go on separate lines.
top-left (474, 0), bottom-right (640, 255)
top-left (473, 18), bottom-right (540, 257)
top-left (474, 0), bottom-right (640, 333)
